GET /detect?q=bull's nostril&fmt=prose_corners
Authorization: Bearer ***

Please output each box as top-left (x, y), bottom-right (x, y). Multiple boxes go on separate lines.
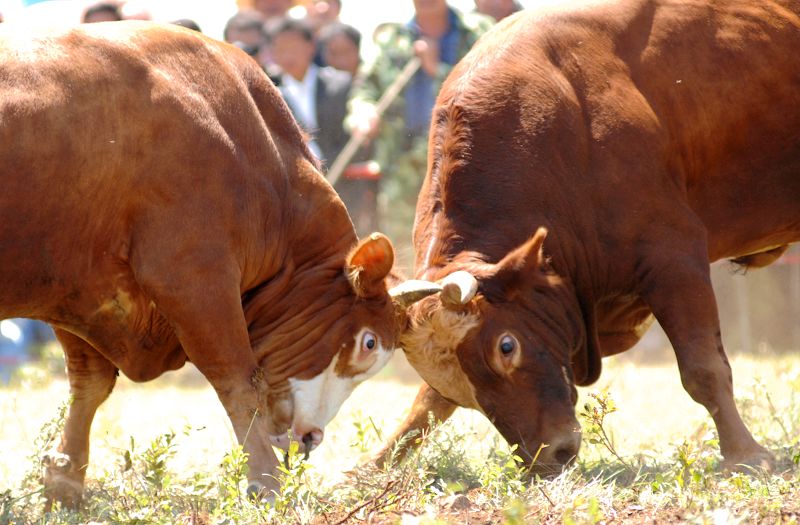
top-left (553, 443), bottom-right (578, 465)
top-left (300, 428), bottom-right (324, 454)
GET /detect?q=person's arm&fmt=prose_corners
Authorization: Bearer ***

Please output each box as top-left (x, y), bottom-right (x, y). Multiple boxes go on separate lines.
top-left (345, 24), bottom-right (408, 139)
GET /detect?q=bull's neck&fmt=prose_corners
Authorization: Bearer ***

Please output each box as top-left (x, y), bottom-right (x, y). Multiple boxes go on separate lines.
top-left (414, 182), bottom-right (603, 304)
top-left (243, 157), bottom-right (358, 382)
top-left (285, 158), bottom-right (359, 269)
top-left (415, 201), bottom-right (604, 317)
top-left (243, 253), bottom-right (351, 383)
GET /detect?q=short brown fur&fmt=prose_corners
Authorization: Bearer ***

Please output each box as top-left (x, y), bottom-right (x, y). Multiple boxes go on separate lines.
top-left (0, 22), bottom-right (403, 506)
top-left (381, 0), bottom-right (800, 473)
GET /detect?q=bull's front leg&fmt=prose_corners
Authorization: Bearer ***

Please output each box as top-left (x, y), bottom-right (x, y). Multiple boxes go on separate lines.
top-left (372, 383), bottom-right (457, 467)
top-left (638, 235), bottom-right (773, 471)
top-left (44, 329), bottom-right (118, 510)
top-left (204, 366), bottom-right (283, 499)
top-left (133, 254), bottom-right (282, 500)
top-left (161, 308), bottom-right (281, 498)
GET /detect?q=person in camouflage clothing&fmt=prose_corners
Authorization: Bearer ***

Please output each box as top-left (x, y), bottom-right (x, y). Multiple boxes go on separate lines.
top-left (345, 0), bottom-right (492, 257)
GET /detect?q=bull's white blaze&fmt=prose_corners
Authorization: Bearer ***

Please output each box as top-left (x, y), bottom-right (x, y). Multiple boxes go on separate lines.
top-left (271, 328), bottom-right (393, 450)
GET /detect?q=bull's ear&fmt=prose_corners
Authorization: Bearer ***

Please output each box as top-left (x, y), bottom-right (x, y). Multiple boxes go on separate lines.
top-left (346, 232), bottom-right (395, 298)
top-left (490, 227), bottom-right (548, 295)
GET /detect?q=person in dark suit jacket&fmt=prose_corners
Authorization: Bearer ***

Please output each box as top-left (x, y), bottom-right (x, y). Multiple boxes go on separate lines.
top-left (268, 17), bottom-right (377, 236)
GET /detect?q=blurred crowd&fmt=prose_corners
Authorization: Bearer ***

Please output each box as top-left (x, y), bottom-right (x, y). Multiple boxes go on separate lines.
top-left (0, 0), bottom-right (523, 237)
top-left (220, 0), bottom-right (520, 241)
top-left (0, 0), bottom-right (522, 375)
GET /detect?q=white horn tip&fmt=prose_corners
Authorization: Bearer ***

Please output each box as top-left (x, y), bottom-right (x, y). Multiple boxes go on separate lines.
top-left (440, 271), bottom-right (478, 306)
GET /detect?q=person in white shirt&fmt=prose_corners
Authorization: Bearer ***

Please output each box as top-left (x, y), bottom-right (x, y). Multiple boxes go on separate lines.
top-left (270, 18), bottom-right (325, 159)
top-left (268, 17), bottom-right (377, 236)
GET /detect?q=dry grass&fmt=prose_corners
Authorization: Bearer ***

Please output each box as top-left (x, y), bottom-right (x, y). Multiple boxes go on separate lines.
top-left (0, 350), bottom-right (798, 523)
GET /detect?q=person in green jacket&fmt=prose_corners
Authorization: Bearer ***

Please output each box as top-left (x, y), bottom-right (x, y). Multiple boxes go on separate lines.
top-left (345, 0), bottom-right (492, 257)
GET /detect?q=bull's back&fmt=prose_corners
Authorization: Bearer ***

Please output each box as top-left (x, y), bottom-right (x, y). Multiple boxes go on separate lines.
top-left (0, 23), bottom-right (304, 318)
top-left (627, 1), bottom-right (800, 255)
top-left (487, 0), bottom-right (800, 182)
top-left (426, 0), bottom-right (800, 265)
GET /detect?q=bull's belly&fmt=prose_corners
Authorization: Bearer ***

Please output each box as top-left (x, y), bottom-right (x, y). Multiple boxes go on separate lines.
top-left (39, 283), bottom-right (188, 382)
top-left (696, 157), bottom-right (800, 261)
top-left (88, 322), bottom-right (186, 383)
top-left (0, 237), bottom-right (189, 381)
top-left (0, 225), bottom-right (188, 380)
top-left (76, 296), bottom-right (187, 382)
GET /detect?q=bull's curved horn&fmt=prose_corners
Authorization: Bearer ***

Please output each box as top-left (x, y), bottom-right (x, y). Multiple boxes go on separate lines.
top-left (440, 271), bottom-right (478, 307)
top-left (389, 280), bottom-right (442, 308)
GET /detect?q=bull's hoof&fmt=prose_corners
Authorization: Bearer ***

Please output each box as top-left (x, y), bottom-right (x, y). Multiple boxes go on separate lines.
top-left (721, 447), bottom-right (775, 474)
top-left (370, 451), bottom-right (390, 469)
top-left (369, 445), bottom-right (400, 469)
top-left (42, 452), bottom-right (84, 510)
top-left (246, 481), bottom-right (277, 506)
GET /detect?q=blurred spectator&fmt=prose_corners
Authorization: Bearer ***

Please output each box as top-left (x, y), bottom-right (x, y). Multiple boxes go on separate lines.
top-left (345, 0), bottom-right (491, 245)
top-left (316, 21), bottom-right (378, 234)
top-left (268, 17), bottom-right (347, 164)
top-left (0, 11), bottom-right (4, 23)
top-left (120, 0), bottom-right (152, 20)
top-left (237, 0), bottom-right (294, 20)
top-left (268, 17), bottom-right (375, 235)
top-left (303, 0), bottom-right (341, 33)
top-left (223, 9), bottom-right (270, 67)
top-left (172, 18), bottom-right (202, 32)
top-left (82, 2), bottom-right (123, 23)
top-left (318, 22), bottom-right (360, 77)
top-left (301, 0), bottom-right (342, 66)
top-left (474, 0), bottom-right (522, 22)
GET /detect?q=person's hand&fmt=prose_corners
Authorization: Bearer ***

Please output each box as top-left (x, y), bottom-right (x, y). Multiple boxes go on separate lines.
top-left (414, 38), bottom-right (440, 77)
top-left (350, 104), bottom-right (380, 141)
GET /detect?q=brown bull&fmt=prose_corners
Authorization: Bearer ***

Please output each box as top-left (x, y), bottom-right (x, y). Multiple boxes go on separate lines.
top-left (0, 22), bottom-right (440, 506)
top-left (376, 0), bottom-right (800, 472)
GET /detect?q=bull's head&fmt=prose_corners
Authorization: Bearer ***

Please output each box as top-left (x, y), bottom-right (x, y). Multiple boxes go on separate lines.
top-left (402, 228), bottom-right (587, 473)
top-left (247, 233), bottom-right (440, 454)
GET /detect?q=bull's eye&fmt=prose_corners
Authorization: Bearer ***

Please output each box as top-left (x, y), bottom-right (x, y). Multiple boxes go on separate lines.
top-left (493, 333), bottom-right (521, 374)
top-left (361, 331), bottom-right (377, 352)
top-left (499, 334), bottom-right (517, 355)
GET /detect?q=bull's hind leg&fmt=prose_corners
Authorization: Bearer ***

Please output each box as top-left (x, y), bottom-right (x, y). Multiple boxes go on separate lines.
top-left (44, 329), bottom-right (117, 510)
top-left (371, 383), bottom-right (457, 467)
top-left (638, 225), bottom-right (773, 471)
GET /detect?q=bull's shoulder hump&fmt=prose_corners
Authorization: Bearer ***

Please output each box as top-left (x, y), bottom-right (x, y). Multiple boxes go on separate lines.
top-left (0, 21), bottom-right (250, 89)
